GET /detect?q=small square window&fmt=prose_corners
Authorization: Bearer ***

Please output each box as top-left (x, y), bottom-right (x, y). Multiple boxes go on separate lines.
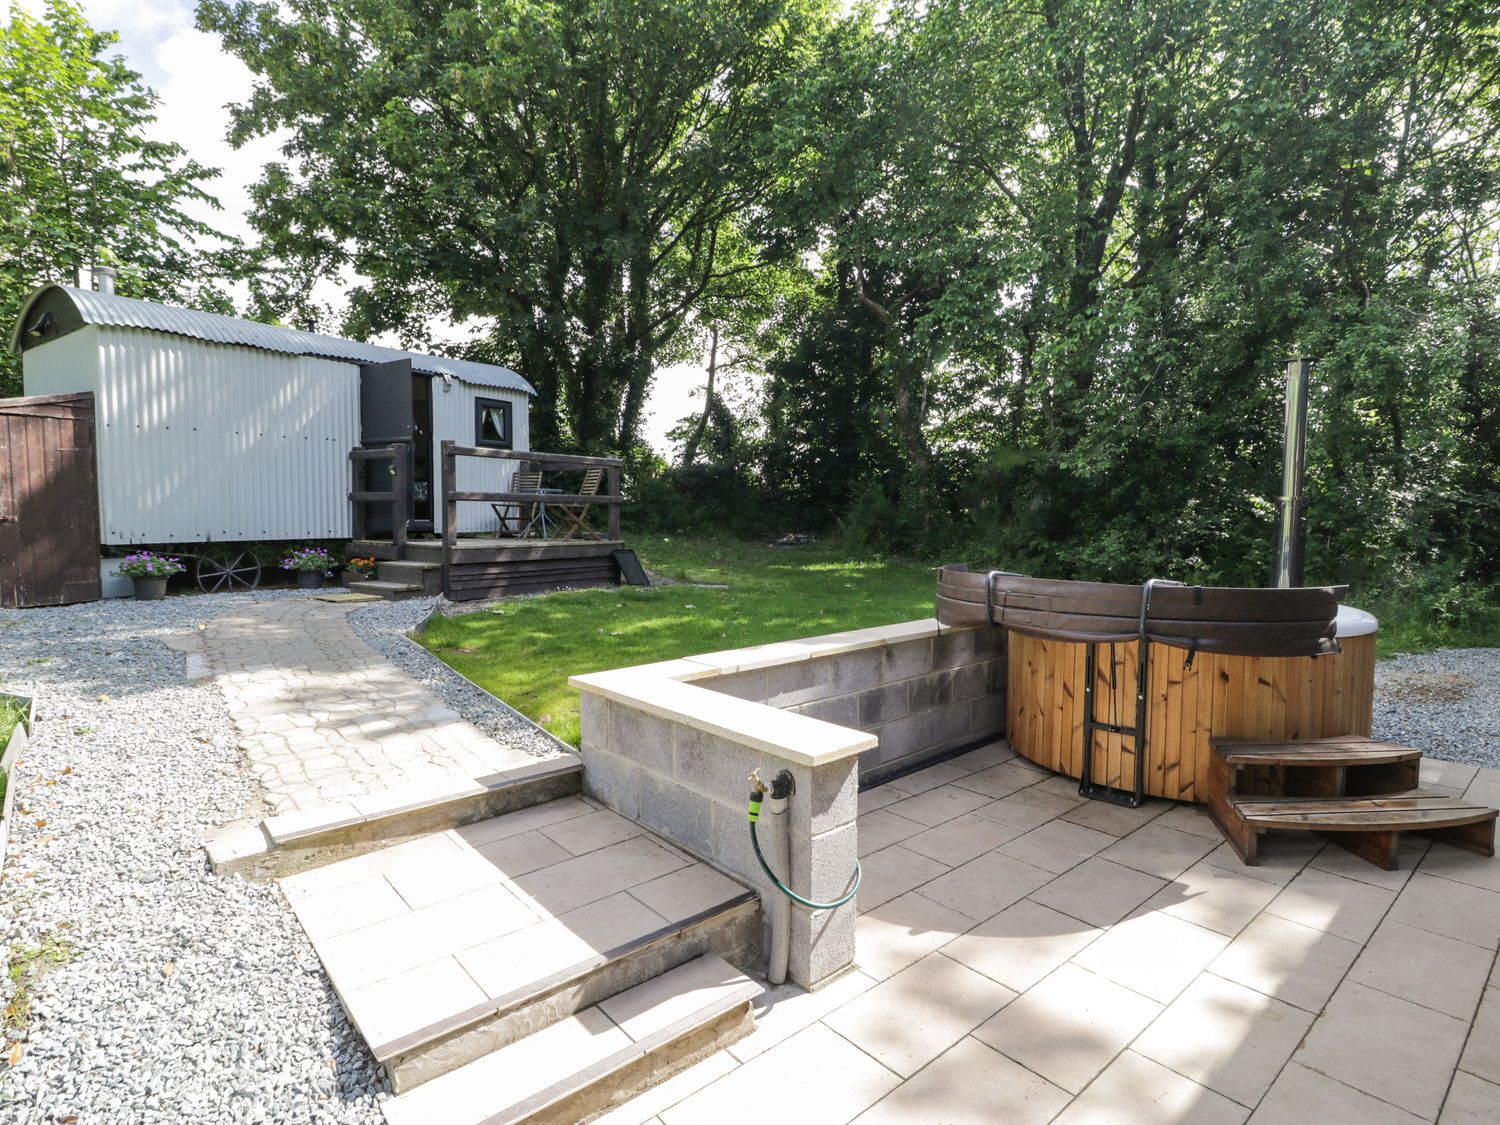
top-left (475, 398), bottom-right (513, 448)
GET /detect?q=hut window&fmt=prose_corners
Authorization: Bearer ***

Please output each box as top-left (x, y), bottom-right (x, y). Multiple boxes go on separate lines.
top-left (475, 399), bottom-right (513, 448)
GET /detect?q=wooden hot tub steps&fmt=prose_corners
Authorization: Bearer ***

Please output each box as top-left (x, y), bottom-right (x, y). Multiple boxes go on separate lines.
top-left (1206, 736), bottom-right (1498, 870)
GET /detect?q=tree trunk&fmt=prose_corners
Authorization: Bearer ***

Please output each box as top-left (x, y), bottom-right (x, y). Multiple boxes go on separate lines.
top-left (680, 323), bottom-right (719, 468)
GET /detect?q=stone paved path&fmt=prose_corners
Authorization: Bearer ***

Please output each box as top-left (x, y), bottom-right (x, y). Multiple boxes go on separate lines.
top-left (194, 598), bottom-right (541, 814)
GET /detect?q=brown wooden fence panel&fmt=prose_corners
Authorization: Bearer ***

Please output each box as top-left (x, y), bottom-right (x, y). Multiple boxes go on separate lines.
top-left (0, 393), bottom-right (101, 607)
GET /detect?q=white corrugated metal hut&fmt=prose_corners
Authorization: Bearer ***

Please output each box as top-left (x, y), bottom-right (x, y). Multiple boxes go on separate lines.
top-left (9, 281), bottom-right (534, 544)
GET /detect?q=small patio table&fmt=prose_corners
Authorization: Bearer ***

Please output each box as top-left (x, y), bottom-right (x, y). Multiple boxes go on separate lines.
top-left (518, 487), bottom-right (565, 540)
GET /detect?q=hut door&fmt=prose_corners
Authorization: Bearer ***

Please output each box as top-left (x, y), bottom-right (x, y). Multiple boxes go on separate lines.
top-left (0, 393), bottom-right (101, 607)
top-left (360, 358), bottom-right (416, 444)
top-left (359, 359), bottom-right (416, 538)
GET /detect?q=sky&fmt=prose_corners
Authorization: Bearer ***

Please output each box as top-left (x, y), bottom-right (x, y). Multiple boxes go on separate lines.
top-left (16, 0), bottom-right (702, 455)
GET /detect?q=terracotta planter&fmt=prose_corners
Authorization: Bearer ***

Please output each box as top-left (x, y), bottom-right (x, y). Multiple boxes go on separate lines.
top-left (296, 571), bottom-right (324, 590)
top-left (133, 577), bottom-right (168, 600)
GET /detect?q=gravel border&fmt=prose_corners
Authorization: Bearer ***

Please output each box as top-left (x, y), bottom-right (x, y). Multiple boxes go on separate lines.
top-left (1372, 647), bottom-right (1500, 770)
top-left (0, 591), bottom-right (385, 1124)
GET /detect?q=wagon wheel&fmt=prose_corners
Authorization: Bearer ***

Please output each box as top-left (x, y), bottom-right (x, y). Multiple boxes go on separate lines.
top-left (196, 549), bottom-right (262, 593)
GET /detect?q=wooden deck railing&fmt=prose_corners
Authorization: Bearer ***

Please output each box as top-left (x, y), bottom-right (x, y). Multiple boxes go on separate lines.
top-left (439, 441), bottom-right (624, 595)
top-left (349, 443), bottom-right (410, 549)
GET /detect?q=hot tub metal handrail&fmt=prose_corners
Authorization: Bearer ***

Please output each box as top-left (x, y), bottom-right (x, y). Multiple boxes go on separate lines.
top-left (1077, 578), bottom-right (1182, 809)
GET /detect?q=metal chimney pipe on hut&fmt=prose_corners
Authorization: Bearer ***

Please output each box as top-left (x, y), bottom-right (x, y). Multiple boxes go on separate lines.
top-left (1272, 356), bottom-right (1311, 588)
top-left (93, 265), bottom-right (117, 296)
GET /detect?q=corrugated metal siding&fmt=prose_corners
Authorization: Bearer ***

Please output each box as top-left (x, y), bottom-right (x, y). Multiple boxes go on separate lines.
top-left (430, 380), bottom-right (530, 534)
top-left (93, 327), bottom-right (359, 544)
top-left (21, 324), bottom-right (99, 399)
top-left (13, 286), bottom-right (535, 393)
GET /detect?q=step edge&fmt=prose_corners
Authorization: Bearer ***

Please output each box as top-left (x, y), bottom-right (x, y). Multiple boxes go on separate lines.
top-left (371, 890), bottom-right (759, 1062)
top-left (206, 758), bottom-right (583, 877)
top-left (1219, 749), bottom-right (1422, 762)
top-left (1229, 787), bottom-right (1463, 806)
top-left (268, 759), bottom-right (582, 845)
top-left (1258, 820), bottom-right (1496, 834)
top-left (475, 989), bottom-right (759, 1125)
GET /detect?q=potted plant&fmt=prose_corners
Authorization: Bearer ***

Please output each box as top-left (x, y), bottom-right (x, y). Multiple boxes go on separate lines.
top-left (116, 552), bottom-right (185, 600)
top-left (282, 546), bottom-right (334, 590)
top-left (348, 556), bottom-right (377, 581)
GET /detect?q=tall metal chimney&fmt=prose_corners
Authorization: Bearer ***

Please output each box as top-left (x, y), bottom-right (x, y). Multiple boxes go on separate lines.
top-left (93, 265), bottom-right (117, 296)
top-left (1272, 356), bottom-right (1311, 588)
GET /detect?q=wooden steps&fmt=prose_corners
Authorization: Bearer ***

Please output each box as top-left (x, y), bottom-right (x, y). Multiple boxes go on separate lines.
top-left (1206, 736), bottom-right (1497, 870)
top-left (346, 537), bottom-right (630, 600)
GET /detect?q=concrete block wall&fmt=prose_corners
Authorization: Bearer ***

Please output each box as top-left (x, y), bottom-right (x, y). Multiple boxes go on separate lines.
top-left (704, 627), bottom-right (1007, 781)
top-left (577, 692), bottom-right (859, 988)
top-left (570, 619), bottom-right (1007, 989)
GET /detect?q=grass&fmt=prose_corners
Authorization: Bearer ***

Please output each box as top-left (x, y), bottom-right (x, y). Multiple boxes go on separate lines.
top-left (1362, 596), bottom-right (1500, 657)
top-left (420, 534), bottom-right (939, 744)
top-left (0, 694), bottom-right (27, 811)
top-left (421, 533), bottom-right (1500, 741)
top-left (0, 697), bottom-right (23, 755)
top-left (4, 932), bottom-right (73, 1042)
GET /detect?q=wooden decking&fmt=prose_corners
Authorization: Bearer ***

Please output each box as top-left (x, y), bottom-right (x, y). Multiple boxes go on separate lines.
top-left (348, 443), bottom-right (641, 601)
top-left (350, 538), bottom-right (631, 601)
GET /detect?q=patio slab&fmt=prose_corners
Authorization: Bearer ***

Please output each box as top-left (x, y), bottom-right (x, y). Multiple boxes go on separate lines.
top-left (593, 748), bottom-right (1500, 1124)
top-left (282, 794), bottom-right (754, 1067)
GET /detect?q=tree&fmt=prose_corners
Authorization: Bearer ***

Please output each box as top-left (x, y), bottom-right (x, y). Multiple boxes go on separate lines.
top-left (762, 0), bottom-right (1500, 591)
top-left (0, 0), bottom-right (230, 396)
top-left (200, 0), bottom-right (834, 452)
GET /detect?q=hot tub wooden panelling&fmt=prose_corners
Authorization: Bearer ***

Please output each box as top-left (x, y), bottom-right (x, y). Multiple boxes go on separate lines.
top-left (1006, 631), bottom-right (1376, 804)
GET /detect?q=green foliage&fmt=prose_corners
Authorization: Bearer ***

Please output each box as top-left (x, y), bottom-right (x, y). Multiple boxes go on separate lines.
top-left (200, 0), bottom-right (835, 452)
top-left (0, 0), bottom-right (232, 396)
top-left (629, 462), bottom-right (776, 539)
top-left (1352, 560), bottom-right (1500, 654)
top-left (0, 693), bottom-right (25, 757)
top-left (748, 0), bottom-right (1500, 606)
top-left (420, 533), bottom-right (937, 743)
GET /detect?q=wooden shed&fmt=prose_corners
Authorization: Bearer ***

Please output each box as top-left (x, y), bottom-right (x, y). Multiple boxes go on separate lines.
top-left (8, 281), bottom-right (535, 547)
top-left (0, 392), bottom-right (101, 607)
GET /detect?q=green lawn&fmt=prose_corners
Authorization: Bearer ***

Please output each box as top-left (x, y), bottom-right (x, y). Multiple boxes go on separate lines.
top-left (420, 535), bottom-right (940, 744)
top-left (0, 693), bottom-right (24, 753)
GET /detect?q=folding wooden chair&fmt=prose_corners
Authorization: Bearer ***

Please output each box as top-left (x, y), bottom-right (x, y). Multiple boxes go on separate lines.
top-left (492, 470), bottom-right (542, 537)
top-left (555, 468), bottom-right (604, 540)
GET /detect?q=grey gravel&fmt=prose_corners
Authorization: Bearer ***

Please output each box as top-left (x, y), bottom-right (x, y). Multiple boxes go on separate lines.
top-left (0, 591), bottom-right (386, 1124)
top-left (1373, 647), bottom-right (1500, 769)
top-left (345, 596), bottom-right (563, 759)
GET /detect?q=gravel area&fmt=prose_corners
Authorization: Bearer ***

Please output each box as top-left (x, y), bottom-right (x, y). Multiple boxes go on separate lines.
top-left (1373, 647), bottom-right (1500, 770)
top-left (0, 591), bottom-right (386, 1124)
top-left (345, 596), bottom-right (563, 759)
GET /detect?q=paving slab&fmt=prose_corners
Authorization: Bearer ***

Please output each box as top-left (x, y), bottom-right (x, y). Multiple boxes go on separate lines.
top-left (200, 598), bottom-right (545, 812)
top-left (584, 750), bottom-right (1500, 1125)
top-left (284, 799), bottom-right (750, 1059)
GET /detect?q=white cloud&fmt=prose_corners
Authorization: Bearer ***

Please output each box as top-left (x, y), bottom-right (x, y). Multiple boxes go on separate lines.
top-left (150, 27), bottom-right (280, 246)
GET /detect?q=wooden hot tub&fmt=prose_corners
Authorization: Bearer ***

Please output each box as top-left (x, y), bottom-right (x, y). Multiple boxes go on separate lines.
top-left (934, 567), bottom-right (1375, 805)
top-left (1005, 606), bottom-right (1377, 804)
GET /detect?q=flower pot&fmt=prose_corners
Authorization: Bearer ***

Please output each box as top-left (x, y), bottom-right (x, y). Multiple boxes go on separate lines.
top-left (296, 571), bottom-right (324, 590)
top-left (133, 577), bottom-right (168, 600)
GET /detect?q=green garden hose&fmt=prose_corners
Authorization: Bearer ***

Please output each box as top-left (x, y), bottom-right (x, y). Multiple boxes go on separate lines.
top-left (748, 783), bottom-right (861, 911)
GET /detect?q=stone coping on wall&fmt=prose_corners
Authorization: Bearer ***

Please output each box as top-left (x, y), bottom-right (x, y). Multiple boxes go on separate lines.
top-left (567, 619), bottom-right (962, 767)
